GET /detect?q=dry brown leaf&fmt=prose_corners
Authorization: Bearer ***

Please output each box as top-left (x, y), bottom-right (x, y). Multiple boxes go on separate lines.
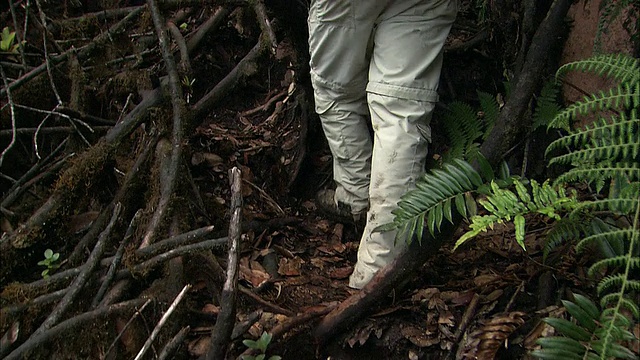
top-left (473, 274), bottom-right (500, 287)
top-left (462, 311), bottom-right (527, 360)
top-left (187, 337), bottom-right (210, 357)
top-left (412, 288), bottom-right (440, 303)
top-left (240, 257), bottom-right (270, 287)
top-left (438, 310), bottom-right (456, 326)
top-left (310, 257), bottom-right (325, 270)
top-left (401, 325), bottom-right (440, 348)
top-left (484, 289), bottom-right (504, 302)
top-left (329, 266), bottom-right (353, 279)
top-left (450, 291), bottom-right (476, 306)
top-left (201, 303), bottom-right (220, 315)
top-left (278, 256), bottom-right (304, 276)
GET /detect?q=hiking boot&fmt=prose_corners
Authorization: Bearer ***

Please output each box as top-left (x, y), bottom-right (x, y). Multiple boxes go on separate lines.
top-left (316, 189), bottom-right (366, 227)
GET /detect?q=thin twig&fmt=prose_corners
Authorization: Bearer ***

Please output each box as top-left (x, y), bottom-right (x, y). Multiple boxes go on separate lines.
top-left (0, 136), bottom-right (68, 208)
top-left (103, 298), bottom-right (153, 359)
top-left (113, 237), bottom-right (228, 280)
top-left (34, 0), bottom-right (62, 105)
top-left (238, 286), bottom-right (294, 317)
top-left (0, 65), bottom-right (18, 168)
top-left (0, 126), bottom-right (111, 137)
top-left (157, 326), bottom-right (190, 360)
top-left (134, 284), bottom-right (192, 360)
top-left (8, 0), bottom-right (28, 72)
top-left (0, 6), bottom-right (145, 98)
top-left (91, 210), bottom-right (142, 309)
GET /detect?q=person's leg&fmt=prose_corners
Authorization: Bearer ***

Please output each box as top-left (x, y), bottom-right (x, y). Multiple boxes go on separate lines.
top-left (349, 0), bottom-right (458, 289)
top-left (308, 1), bottom-right (383, 215)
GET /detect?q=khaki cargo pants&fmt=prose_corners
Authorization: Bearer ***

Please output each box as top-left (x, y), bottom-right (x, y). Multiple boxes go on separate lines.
top-left (308, 0), bottom-right (457, 288)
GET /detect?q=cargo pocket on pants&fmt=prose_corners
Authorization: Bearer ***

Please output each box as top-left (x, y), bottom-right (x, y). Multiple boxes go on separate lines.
top-left (309, 0), bottom-right (354, 27)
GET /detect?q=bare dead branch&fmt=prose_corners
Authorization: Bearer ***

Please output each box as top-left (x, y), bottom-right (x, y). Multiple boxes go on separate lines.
top-left (252, 0), bottom-right (278, 53)
top-left (168, 21), bottom-right (192, 75)
top-left (140, 0), bottom-right (186, 248)
top-left (0, 6), bottom-right (145, 98)
top-left (205, 167), bottom-right (243, 360)
top-left (238, 286), bottom-right (294, 317)
top-left (134, 284), bottom-right (191, 360)
top-left (158, 326), bottom-right (190, 360)
top-left (91, 210), bottom-right (142, 309)
top-left (0, 65), bottom-right (18, 168)
top-left (192, 37), bottom-right (268, 119)
top-left (103, 298), bottom-right (153, 359)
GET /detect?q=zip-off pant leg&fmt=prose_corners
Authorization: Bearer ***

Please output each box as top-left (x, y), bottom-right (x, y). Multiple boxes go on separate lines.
top-left (307, 0), bottom-right (457, 288)
top-left (350, 0), bottom-right (457, 289)
top-left (308, 2), bottom-right (384, 214)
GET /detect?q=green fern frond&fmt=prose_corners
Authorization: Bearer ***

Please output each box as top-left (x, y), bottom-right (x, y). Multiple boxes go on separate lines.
top-left (543, 217), bottom-right (590, 261)
top-left (549, 82), bottom-right (640, 130)
top-left (576, 228), bottom-right (635, 256)
top-left (572, 197), bottom-right (639, 217)
top-left (532, 79), bottom-right (562, 130)
top-left (554, 163), bottom-right (640, 187)
top-left (377, 159), bottom-right (484, 245)
top-left (477, 90), bottom-right (499, 139)
top-left (443, 101), bottom-right (481, 159)
top-left (546, 111), bottom-right (639, 158)
top-left (534, 294), bottom-right (639, 360)
top-left (556, 53), bottom-right (639, 85)
top-left (454, 179), bottom-right (577, 250)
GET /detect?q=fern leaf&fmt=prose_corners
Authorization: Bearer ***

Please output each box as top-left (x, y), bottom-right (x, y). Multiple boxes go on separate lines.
top-left (543, 217), bottom-right (589, 261)
top-left (477, 90), bottom-right (499, 139)
top-left (576, 229), bottom-right (636, 255)
top-left (554, 163), bottom-right (640, 187)
top-left (378, 159), bottom-right (484, 245)
top-left (532, 80), bottom-right (562, 130)
top-left (556, 53), bottom-right (639, 85)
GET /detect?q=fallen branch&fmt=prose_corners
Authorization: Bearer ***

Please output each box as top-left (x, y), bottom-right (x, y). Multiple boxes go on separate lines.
top-left (0, 138), bottom-right (69, 209)
top-left (0, 6), bottom-right (145, 98)
top-left (91, 210), bottom-right (141, 309)
top-left (103, 298), bottom-right (153, 359)
top-left (0, 125), bottom-right (112, 137)
top-left (205, 167), bottom-right (243, 360)
top-left (134, 284), bottom-right (191, 360)
top-left (67, 131), bottom-right (156, 265)
top-left (251, 0), bottom-right (278, 53)
top-left (158, 326), bottom-right (191, 360)
top-left (140, 0), bottom-right (187, 248)
top-left (192, 36), bottom-right (269, 119)
top-left (239, 286), bottom-right (294, 317)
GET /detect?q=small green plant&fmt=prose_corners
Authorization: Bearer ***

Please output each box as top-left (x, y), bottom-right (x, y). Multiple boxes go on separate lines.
top-left (181, 75), bottom-right (196, 103)
top-left (37, 249), bottom-right (60, 278)
top-left (1, 27), bottom-right (20, 53)
top-left (241, 332), bottom-right (281, 360)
